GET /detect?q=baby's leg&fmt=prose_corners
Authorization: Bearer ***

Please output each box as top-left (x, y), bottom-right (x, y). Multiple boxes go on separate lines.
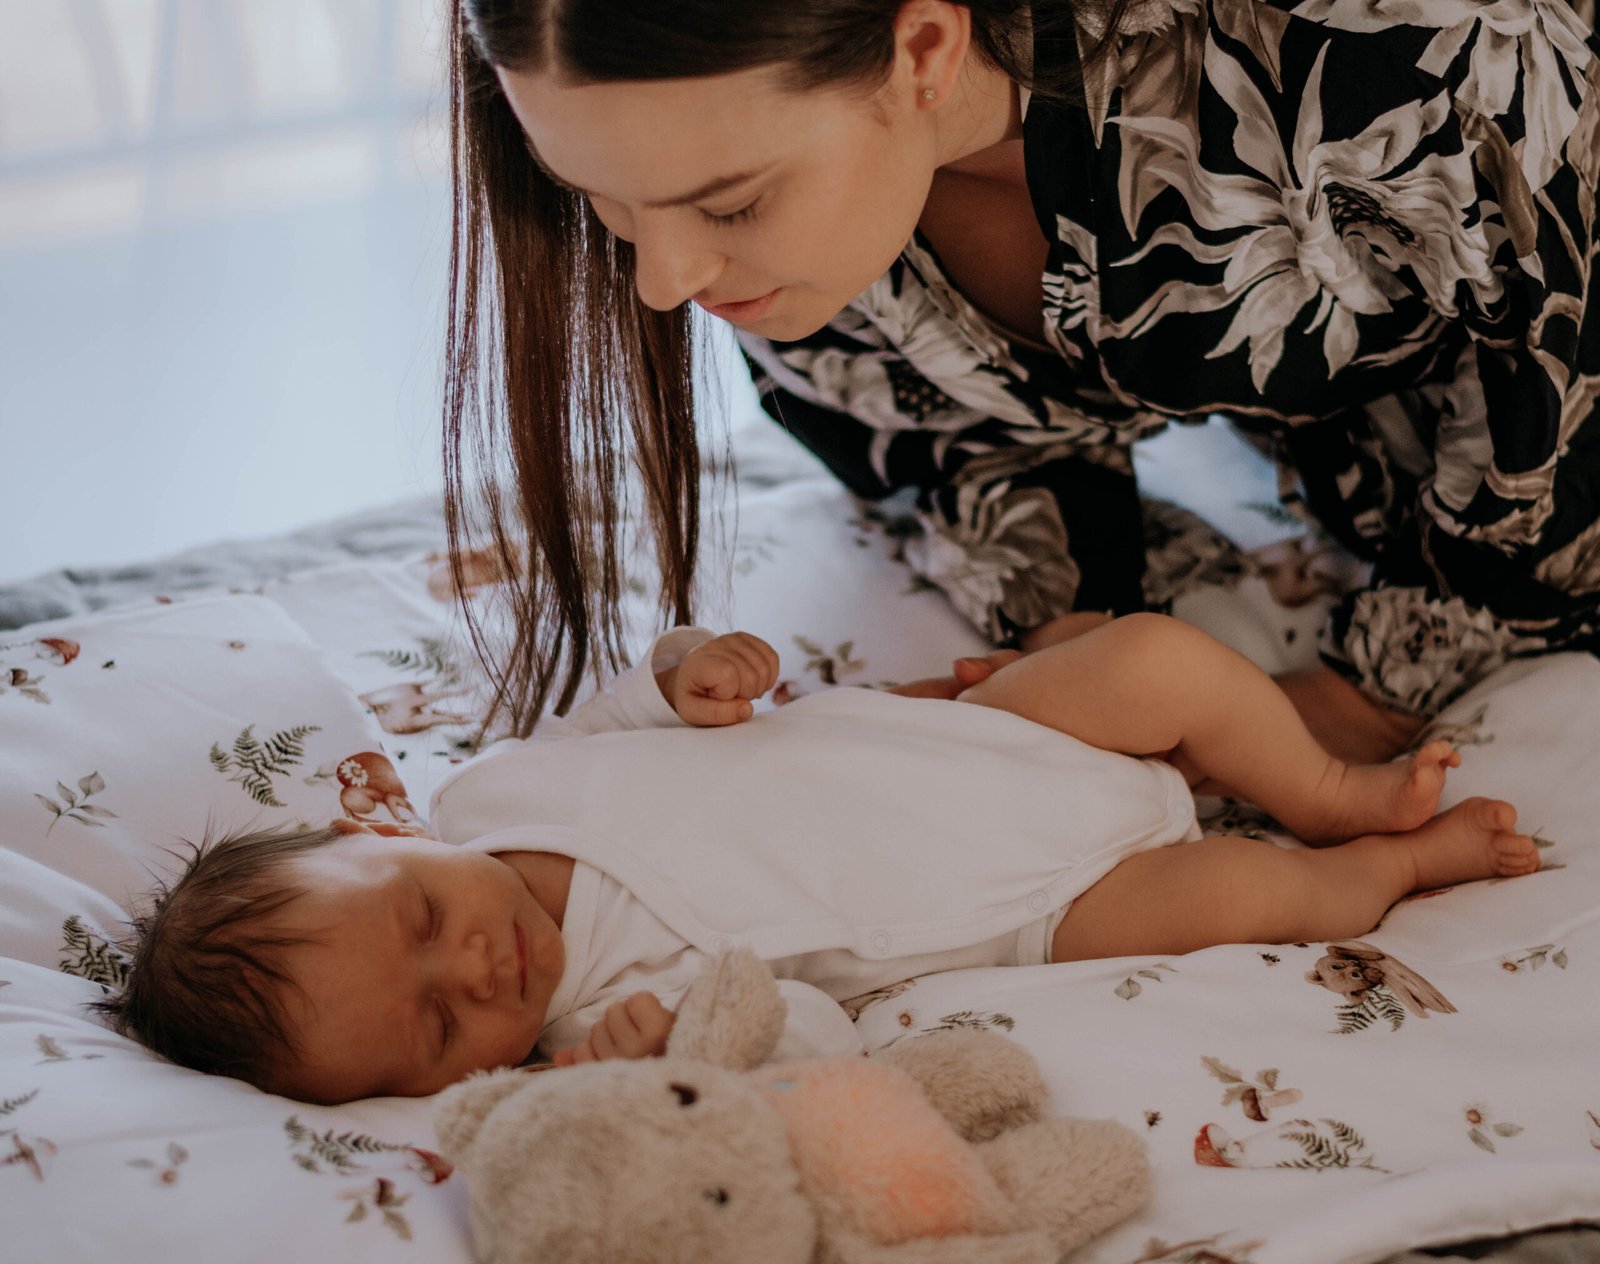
top-left (1050, 797), bottom-right (1539, 962)
top-left (957, 613), bottom-right (1454, 844)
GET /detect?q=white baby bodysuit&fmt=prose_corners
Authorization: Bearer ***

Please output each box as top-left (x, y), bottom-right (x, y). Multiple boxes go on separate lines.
top-left (526, 853), bottom-right (1064, 1060)
top-left (431, 628), bottom-right (1201, 1058)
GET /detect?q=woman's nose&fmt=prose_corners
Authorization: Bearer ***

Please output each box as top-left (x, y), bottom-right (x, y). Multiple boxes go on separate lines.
top-left (631, 217), bottom-right (723, 312)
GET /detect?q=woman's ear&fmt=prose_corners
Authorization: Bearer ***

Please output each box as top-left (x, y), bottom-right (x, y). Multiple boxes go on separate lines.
top-left (889, 0), bottom-right (972, 104)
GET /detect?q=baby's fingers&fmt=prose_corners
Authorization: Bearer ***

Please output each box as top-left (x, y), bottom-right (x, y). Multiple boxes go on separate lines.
top-left (729, 633), bottom-right (780, 695)
top-left (552, 1037), bottom-right (602, 1067)
top-left (704, 634), bottom-right (779, 698)
top-left (679, 694), bottom-right (756, 727)
top-left (597, 993), bottom-right (671, 1059)
top-left (581, 1021), bottom-right (620, 1063)
top-left (618, 992), bottom-right (675, 1056)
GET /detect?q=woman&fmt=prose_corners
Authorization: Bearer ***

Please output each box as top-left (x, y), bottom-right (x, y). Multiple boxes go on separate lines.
top-left (443, 0), bottom-right (1600, 761)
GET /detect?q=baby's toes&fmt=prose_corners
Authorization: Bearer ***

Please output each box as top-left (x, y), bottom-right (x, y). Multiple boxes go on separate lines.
top-left (1492, 832), bottom-right (1541, 877)
top-left (1463, 796), bottom-right (1517, 834)
top-left (1417, 739), bottom-right (1457, 768)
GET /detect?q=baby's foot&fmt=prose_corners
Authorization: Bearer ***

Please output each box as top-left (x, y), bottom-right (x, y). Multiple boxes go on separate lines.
top-left (1399, 797), bottom-right (1540, 893)
top-left (1311, 740), bottom-right (1460, 842)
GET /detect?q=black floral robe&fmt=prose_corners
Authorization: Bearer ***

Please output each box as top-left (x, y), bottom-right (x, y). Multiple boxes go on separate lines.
top-left (736, 0), bottom-right (1600, 717)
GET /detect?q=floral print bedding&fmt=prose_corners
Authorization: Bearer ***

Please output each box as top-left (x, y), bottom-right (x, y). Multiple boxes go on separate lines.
top-left (1, 420), bottom-right (1597, 1262)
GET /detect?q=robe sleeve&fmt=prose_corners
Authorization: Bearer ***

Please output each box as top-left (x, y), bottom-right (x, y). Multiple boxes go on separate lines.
top-left (1313, 8), bottom-right (1600, 716)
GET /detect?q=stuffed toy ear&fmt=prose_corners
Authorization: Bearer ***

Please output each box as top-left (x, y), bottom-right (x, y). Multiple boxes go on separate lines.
top-left (434, 1067), bottom-right (536, 1162)
top-left (667, 947), bottom-right (786, 1070)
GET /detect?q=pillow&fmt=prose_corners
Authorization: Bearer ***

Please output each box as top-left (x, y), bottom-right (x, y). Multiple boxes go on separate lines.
top-left (0, 594), bottom-right (410, 975)
top-left (0, 595), bottom-right (468, 1263)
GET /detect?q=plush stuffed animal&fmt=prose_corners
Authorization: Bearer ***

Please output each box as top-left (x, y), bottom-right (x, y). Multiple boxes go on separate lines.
top-left (435, 948), bottom-right (1150, 1264)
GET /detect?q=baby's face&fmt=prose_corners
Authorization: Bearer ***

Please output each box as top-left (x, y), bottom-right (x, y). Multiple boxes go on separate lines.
top-left (269, 832), bottom-right (565, 1102)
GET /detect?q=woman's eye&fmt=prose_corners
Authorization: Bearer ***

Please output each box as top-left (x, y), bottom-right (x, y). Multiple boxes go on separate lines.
top-left (700, 203), bottom-right (759, 229)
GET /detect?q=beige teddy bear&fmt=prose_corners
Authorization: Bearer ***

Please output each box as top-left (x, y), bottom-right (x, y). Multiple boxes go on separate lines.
top-left (435, 948), bottom-right (1150, 1263)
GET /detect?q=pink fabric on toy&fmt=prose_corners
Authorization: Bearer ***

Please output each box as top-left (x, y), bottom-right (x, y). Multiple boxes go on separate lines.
top-left (757, 1059), bottom-right (1010, 1244)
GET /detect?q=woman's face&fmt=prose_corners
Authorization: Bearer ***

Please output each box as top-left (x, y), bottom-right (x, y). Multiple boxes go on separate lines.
top-left (495, 61), bottom-right (941, 341)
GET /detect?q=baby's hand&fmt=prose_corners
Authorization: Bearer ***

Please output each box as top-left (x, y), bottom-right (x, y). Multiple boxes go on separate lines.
top-left (551, 992), bottom-right (676, 1067)
top-left (657, 632), bottom-right (779, 727)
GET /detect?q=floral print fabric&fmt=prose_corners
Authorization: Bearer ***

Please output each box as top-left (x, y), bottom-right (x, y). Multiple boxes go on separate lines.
top-left (737, 0), bottom-right (1600, 716)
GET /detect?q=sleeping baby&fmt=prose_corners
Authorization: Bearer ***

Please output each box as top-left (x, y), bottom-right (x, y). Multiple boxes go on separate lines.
top-left (94, 613), bottom-right (1539, 1104)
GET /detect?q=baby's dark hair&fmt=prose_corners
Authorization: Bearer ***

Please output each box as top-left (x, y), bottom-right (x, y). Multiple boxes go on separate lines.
top-left (90, 822), bottom-right (347, 1091)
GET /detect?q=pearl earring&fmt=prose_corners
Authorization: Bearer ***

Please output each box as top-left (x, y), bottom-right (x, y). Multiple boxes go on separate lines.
top-left (920, 88), bottom-right (936, 102)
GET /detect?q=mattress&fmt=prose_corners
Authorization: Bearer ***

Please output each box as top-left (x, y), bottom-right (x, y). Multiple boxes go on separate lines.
top-left (1, 414), bottom-right (1597, 1263)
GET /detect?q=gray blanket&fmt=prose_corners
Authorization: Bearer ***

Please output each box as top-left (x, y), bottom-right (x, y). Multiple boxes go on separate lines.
top-left (0, 495), bottom-right (446, 631)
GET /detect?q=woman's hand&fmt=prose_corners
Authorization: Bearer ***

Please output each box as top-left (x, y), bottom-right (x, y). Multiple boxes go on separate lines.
top-left (656, 632), bottom-right (780, 726)
top-left (550, 992), bottom-right (676, 1067)
top-left (1273, 665), bottom-right (1427, 764)
top-left (888, 611), bottom-right (1112, 702)
top-left (887, 649), bottom-right (1024, 701)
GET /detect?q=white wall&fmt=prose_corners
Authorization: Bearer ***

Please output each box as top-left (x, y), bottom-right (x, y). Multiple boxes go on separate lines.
top-left (0, 0), bottom-right (455, 581)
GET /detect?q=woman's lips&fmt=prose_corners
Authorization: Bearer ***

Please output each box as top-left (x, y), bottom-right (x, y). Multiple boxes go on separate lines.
top-left (697, 288), bottom-right (779, 324)
top-left (514, 924), bottom-right (527, 1000)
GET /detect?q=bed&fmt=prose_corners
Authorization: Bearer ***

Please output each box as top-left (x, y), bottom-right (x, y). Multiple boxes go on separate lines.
top-left (2, 411), bottom-right (1598, 1263)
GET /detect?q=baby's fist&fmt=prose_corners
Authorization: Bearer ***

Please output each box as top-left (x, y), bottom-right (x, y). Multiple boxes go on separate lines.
top-left (552, 992), bottom-right (676, 1067)
top-left (657, 632), bottom-right (780, 727)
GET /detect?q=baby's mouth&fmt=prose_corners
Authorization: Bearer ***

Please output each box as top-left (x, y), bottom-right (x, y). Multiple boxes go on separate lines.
top-left (515, 923), bottom-right (527, 1000)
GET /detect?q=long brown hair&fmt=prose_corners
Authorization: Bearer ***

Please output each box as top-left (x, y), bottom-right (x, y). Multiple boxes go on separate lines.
top-left (444, 1), bottom-right (1125, 736)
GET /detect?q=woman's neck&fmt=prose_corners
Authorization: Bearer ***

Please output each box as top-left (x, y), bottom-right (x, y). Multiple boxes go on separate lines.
top-left (935, 59), bottom-right (1026, 183)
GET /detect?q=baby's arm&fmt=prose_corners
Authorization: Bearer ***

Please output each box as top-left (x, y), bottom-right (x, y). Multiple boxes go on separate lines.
top-left (548, 979), bottom-right (865, 1067)
top-left (523, 628), bottom-right (776, 740)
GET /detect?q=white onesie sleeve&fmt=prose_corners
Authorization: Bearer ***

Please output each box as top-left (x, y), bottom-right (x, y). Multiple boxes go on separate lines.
top-left (541, 865), bottom-right (864, 1064)
top-left (429, 626), bottom-right (714, 821)
top-left (486, 624), bottom-right (716, 745)
top-left (549, 626), bottom-right (715, 737)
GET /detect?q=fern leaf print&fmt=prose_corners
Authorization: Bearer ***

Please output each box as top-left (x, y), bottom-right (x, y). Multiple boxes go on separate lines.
top-left (209, 723), bottom-right (322, 806)
top-left (59, 915), bottom-right (130, 988)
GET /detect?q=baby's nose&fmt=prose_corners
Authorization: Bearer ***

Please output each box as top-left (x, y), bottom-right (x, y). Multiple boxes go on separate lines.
top-left (448, 931), bottom-right (497, 1003)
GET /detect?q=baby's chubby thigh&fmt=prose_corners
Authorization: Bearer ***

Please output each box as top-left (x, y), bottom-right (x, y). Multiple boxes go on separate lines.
top-left (955, 613), bottom-right (1203, 758)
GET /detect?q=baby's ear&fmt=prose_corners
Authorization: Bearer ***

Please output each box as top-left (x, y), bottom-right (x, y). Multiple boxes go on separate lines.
top-left (434, 1068), bottom-right (531, 1162)
top-left (668, 947), bottom-right (786, 1069)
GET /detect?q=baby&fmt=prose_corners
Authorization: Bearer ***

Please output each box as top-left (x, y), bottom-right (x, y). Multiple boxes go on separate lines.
top-left (95, 613), bottom-right (1539, 1104)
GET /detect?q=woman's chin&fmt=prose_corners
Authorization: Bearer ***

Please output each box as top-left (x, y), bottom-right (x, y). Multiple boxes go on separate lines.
top-left (745, 301), bottom-right (840, 343)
